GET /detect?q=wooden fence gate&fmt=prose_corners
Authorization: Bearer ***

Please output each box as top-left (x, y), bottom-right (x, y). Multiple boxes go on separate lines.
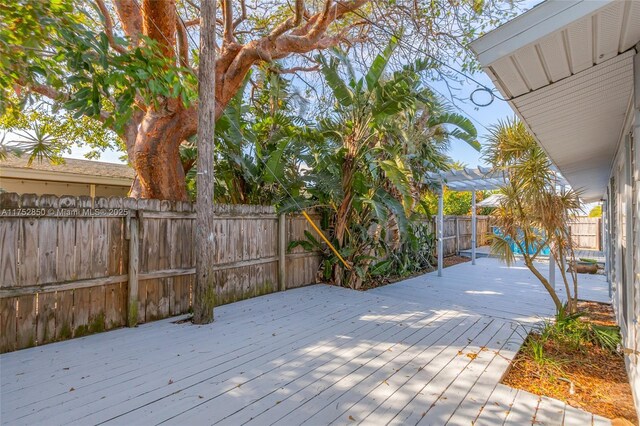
top-left (568, 217), bottom-right (602, 250)
top-left (433, 215), bottom-right (491, 257)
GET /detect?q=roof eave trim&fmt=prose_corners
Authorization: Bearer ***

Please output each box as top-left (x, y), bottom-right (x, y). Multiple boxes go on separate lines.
top-left (0, 168), bottom-right (133, 186)
top-left (470, 0), bottom-right (615, 66)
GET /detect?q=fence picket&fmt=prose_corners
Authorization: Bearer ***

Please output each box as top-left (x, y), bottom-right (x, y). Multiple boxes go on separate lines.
top-left (57, 196), bottom-right (77, 281)
top-left (37, 195), bottom-right (58, 285)
top-left (18, 194), bottom-right (39, 286)
top-left (0, 193), bottom-right (19, 287)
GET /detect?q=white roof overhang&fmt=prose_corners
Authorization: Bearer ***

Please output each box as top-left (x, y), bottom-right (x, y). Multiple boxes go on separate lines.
top-left (470, 0), bottom-right (640, 202)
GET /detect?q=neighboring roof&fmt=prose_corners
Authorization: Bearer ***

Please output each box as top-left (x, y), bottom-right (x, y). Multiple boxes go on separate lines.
top-left (469, 0), bottom-right (640, 202)
top-left (0, 155), bottom-right (134, 186)
top-left (477, 193), bottom-right (504, 208)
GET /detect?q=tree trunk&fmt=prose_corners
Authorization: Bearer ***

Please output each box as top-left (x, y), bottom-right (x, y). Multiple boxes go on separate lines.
top-left (524, 258), bottom-right (564, 314)
top-left (21, 0), bottom-right (371, 203)
top-left (555, 249), bottom-right (575, 313)
top-left (333, 155), bottom-right (356, 286)
top-left (129, 112), bottom-right (189, 201)
top-left (193, 0), bottom-right (216, 324)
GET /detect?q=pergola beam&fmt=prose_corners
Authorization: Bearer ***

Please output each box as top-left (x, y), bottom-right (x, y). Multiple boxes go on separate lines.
top-left (428, 167), bottom-right (511, 277)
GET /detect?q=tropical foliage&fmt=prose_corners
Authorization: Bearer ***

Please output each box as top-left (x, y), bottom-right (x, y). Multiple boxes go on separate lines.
top-left (182, 69), bottom-right (315, 205)
top-left (485, 118), bottom-right (581, 314)
top-left (1, 0), bottom-right (521, 200)
top-left (588, 205), bottom-right (602, 217)
top-left (0, 105), bottom-right (120, 163)
top-left (4, 34), bottom-right (480, 288)
top-left (180, 44), bottom-right (474, 288)
top-left (423, 187), bottom-right (490, 216)
top-left (285, 40), bottom-right (479, 288)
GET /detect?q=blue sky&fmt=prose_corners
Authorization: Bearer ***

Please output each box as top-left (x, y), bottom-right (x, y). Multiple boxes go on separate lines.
top-left (430, 73), bottom-right (515, 168)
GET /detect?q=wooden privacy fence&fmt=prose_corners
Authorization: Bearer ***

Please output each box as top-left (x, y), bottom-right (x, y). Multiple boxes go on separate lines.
top-left (424, 215), bottom-right (491, 257)
top-left (0, 193), bottom-right (321, 353)
top-left (568, 216), bottom-right (602, 250)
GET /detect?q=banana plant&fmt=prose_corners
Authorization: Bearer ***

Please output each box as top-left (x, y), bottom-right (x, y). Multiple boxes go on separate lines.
top-left (183, 69), bottom-right (315, 204)
top-left (300, 39), bottom-right (479, 289)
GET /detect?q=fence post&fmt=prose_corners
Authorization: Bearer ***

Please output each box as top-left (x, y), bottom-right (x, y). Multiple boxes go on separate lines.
top-left (127, 213), bottom-right (140, 327)
top-left (455, 217), bottom-right (459, 255)
top-left (278, 213), bottom-right (286, 291)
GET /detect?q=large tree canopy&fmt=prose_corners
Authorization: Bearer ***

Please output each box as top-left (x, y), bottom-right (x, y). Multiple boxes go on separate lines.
top-left (1, 0), bottom-right (520, 201)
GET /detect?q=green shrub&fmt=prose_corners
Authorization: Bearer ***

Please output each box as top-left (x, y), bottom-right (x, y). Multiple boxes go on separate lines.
top-left (590, 325), bottom-right (621, 352)
top-left (539, 304), bottom-right (622, 353)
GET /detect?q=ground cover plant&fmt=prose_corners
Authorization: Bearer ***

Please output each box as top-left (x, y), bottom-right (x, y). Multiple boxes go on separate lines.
top-left (503, 301), bottom-right (636, 424)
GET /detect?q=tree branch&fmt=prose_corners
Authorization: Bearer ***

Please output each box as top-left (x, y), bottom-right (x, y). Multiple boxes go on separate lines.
top-left (271, 0), bottom-right (369, 56)
top-left (269, 65), bottom-right (320, 74)
top-left (183, 18), bottom-right (200, 27)
top-left (176, 16), bottom-right (191, 68)
top-left (222, 0), bottom-right (234, 43)
top-left (268, 0), bottom-right (305, 39)
top-left (232, 0), bottom-right (247, 29)
top-left (95, 0), bottom-right (128, 54)
top-left (113, 0), bottom-right (143, 45)
top-left (22, 81), bottom-right (113, 124)
top-left (183, 0), bottom-right (200, 11)
top-left (141, 0), bottom-right (177, 59)
top-left (23, 81), bottom-right (63, 101)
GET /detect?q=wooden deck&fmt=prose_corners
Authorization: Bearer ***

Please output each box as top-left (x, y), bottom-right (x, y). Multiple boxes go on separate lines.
top-left (370, 257), bottom-right (610, 323)
top-left (1, 258), bottom-right (611, 425)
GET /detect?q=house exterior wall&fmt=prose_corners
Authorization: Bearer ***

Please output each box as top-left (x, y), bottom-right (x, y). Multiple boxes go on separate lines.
top-left (605, 48), bottom-right (640, 417)
top-left (0, 177), bottom-right (130, 198)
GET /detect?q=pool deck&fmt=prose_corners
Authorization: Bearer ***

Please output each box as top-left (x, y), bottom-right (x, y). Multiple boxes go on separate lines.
top-left (0, 258), bottom-right (611, 425)
top-left (459, 246), bottom-right (607, 265)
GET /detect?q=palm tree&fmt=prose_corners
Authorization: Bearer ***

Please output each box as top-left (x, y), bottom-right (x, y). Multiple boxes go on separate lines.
top-left (0, 122), bottom-right (63, 164)
top-left (485, 118), bottom-right (581, 314)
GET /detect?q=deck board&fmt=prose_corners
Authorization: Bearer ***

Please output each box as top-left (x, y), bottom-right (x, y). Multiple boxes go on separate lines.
top-left (0, 258), bottom-right (612, 425)
top-left (216, 315), bottom-right (473, 425)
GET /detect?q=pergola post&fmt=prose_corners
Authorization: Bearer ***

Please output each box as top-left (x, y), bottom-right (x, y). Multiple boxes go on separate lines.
top-left (437, 182), bottom-right (444, 277)
top-left (471, 190), bottom-right (477, 265)
top-left (549, 254), bottom-right (556, 289)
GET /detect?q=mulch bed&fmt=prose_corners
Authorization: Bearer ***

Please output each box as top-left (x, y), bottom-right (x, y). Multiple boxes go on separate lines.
top-left (443, 255), bottom-right (471, 268)
top-left (360, 255), bottom-right (471, 290)
top-left (502, 301), bottom-right (637, 424)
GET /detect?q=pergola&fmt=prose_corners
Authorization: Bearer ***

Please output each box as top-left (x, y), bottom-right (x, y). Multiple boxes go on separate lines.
top-left (426, 167), bottom-right (507, 276)
top-left (425, 167), bottom-right (567, 281)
